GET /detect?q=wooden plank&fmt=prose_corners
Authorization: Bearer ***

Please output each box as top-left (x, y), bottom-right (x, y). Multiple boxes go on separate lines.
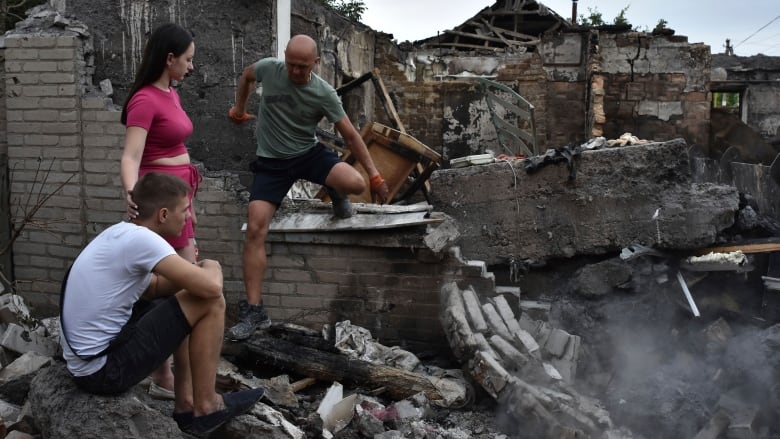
top-left (477, 17), bottom-right (513, 47)
top-left (335, 71), bottom-right (373, 96)
top-left (444, 29), bottom-right (511, 45)
top-left (244, 334), bottom-right (449, 402)
top-left (369, 122), bottom-right (440, 196)
top-left (466, 20), bottom-right (538, 41)
top-left (269, 211), bottom-right (442, 232)
top-left (370, 69), bottom-right (405, 134)
top-left (427, 42), bottom-right (508, 51)
top-left (342, 123), bottom-right (439, 203)
top-left (370, 123), bottom-right (440, 161)
top-left (694, 243), bottom-right (780, 255)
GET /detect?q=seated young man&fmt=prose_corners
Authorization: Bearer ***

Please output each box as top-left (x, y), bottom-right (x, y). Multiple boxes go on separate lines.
top-left (59, 172), bottom-right (263, 435)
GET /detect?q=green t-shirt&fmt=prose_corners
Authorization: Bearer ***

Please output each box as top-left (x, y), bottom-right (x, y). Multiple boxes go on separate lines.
top-left (253, 58), bottom-right (346, 158)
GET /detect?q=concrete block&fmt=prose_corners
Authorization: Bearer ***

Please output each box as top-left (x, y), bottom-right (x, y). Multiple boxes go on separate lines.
top-left (473, 350), bottom-right (509, 397)
top-left (550, 334), bottom-right (581, 383)
top-left (0, 323), bottom-right (59, 357)
top-left (492, 294), bottom-right (522, 334)
top-left (472, 333), bottom-right (495, 358)
top-left (512, 327), bottom-right (540, 356)
top-left (0, 399), bottom-right (21, 427)
top-left (544, 328), bottom-right (571, 358)
top-left (461, 287), bottom-right (488, 332)
top-left (5, 430), bottom-right (34, 439)
top-left (482, 302), bottom-right (512, 340)
top-left (0, 295), bottom-right (31, 326)
top-left (0, 351), bottom-right (52, 384)
top-left (489, 334), bottom-right (528, 369)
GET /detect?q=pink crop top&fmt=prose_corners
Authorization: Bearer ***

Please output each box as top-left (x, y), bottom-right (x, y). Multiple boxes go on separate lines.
top-left (125, 85), bottom-right (193, 164)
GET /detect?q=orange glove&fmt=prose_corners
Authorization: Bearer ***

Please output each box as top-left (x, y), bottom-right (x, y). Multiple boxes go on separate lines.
top-left (228, 106), bottom-right (256, 124)
top-left (370, 174), bottom-right (390, 204)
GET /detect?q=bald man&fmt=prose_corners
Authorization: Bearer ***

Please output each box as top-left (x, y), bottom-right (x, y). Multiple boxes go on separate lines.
top-left (227, 34), bottom-right (390, 340)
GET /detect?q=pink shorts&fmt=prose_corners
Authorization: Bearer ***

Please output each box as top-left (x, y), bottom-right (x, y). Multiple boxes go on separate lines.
top-left (138, 163), bottom-right (201, 249)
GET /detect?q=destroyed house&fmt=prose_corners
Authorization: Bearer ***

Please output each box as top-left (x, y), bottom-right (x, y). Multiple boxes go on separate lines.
top-left (2, 1), bottom-right (780, 436)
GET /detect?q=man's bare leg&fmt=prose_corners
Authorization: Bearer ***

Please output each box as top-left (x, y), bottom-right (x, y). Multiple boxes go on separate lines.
top-left (174, 290), bottom-right (225, 415)
top-left (173, 284), bottom-right (264, 435)
top-left (150, 240), bottom-right (197, 394)
top-left (226, 200), bottom-right (276, 340)
top-left (242, 200), bottom-right (276, 305)
top-left (325, 162), bottom-right (367, 196)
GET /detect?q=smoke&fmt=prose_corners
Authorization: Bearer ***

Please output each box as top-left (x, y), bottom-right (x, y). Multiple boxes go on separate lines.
top-left (549, 255), bottom-right (780, 437)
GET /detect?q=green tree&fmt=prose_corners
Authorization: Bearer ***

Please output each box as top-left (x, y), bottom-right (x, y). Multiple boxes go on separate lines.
top-left (578, 7), bottom-right (605, 26)
top-left (653, 18), bottom-right (669, 32)
top-left (578, 4), bottom-right (633, 28)
top-left (613, 5), bottom-right (630, 27)
top-left (319, 0), bottom-right (366, 21)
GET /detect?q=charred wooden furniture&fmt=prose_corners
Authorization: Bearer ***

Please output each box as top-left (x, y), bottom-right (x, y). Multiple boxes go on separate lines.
top-left (319, 122), bottom-right (441, 204)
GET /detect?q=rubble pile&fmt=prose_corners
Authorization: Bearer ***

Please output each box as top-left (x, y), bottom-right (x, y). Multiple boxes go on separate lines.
top-left (440, 279), bottom-right (626, 438)
top-left (0, 286), bottom-right (508, 438)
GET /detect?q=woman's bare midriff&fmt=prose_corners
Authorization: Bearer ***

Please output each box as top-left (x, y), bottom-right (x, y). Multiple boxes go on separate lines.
top-left (147, 153), bottom-right (190, 166)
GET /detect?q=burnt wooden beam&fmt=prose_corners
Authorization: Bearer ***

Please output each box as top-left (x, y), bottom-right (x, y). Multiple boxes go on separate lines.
top-left (467, 20), bottom-right (538, 41)
top-left (427, 42), bottom-right (504, 51)
top-left (443, 30), bottom-right (539, 47)
top-left (480, 9), bottom-right (546, 16)
top-left (244, 333), bottom-right (447, 401)
top-left (445, 29), bottom-right (509, 45)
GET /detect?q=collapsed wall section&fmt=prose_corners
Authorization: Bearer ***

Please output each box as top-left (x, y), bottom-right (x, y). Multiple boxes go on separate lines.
top-left (377, 29), bottom-right (711, 164)
top-left (428, 139), bottom-right (739, 265)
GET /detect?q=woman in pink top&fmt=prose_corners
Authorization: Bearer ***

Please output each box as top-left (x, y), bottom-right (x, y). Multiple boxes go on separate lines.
top-left (120, 23), bottom-right (200, 263)
top-left (119, 22), bottom-right (199, 398)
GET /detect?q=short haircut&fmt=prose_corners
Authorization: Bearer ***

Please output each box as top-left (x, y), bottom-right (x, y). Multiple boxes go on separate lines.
top-left (133, 172), bottom-right (191, 219)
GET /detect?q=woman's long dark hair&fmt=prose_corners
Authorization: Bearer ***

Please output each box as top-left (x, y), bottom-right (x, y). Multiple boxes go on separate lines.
top-left (121, 23), bottom-right (193, 125)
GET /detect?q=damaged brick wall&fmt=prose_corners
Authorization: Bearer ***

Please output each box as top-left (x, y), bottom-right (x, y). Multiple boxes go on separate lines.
top-left (4, 31), bottom-right (88, 309)
top-left (712, 54), bottom-right (780, 139)
top-left (0, 39), bottom-right (9, 285)
top-left (379, 29), bottom-right (711, 163)
top-left (591, 32), bottom-right (711, 146)
top-left (262, 237), bottom-right (495, 350)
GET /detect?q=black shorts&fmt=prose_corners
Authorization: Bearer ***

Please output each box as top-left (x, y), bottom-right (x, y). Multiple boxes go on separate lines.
top-left (249, 143), bottom-right (342, 205)
top-left (73, 296), bottom-right (191, 395)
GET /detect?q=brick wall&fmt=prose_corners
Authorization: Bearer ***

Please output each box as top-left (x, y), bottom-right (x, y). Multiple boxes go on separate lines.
top-left (5, 33), bottom-right (86, 309)
top-left (0, 40), bottom-right (9, 284)
top-left (261, 238), bottom-right (496, 349)
top-left (594, 33), bottom-right (711, 146)
top-left (3, 30), bottom-right (496, 352)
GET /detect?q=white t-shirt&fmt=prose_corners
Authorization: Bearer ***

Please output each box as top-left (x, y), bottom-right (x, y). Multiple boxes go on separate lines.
top-left (60, 222), bottom-right (176, 376)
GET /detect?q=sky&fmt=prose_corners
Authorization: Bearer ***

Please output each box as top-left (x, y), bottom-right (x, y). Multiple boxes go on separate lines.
top-left (360, 0), bottom-right (780, 57)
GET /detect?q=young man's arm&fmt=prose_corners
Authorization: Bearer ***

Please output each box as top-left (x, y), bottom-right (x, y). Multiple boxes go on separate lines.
top-left (149, 255), bottom-right (223, 299)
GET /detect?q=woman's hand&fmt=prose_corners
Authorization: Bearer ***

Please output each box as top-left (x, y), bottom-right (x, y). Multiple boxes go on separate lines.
top-left (190, 200), bottom-right (198, 226)
top-left (126, 189), bottom-right (139, 220)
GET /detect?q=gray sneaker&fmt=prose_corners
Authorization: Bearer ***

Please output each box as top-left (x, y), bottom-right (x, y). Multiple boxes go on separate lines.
top-left (226, 300), bottom-right (271, 341)
top-left (325, 187), bottom-right (353, 219)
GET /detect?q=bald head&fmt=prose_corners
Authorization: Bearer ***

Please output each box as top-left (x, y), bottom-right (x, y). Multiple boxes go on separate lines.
top-left (286, 34), bottom-right (318, 59)
top-left (284, 34), bottom-right (320, 85)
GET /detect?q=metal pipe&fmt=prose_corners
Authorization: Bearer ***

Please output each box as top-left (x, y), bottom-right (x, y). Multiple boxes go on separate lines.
top-left (571, 0), bottom-right (578, 24)
top-left (676, 271), bottom-right (700, 317)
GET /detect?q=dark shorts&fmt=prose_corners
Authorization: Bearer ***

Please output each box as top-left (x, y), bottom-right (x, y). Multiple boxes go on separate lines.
top-left (249, 143), bottom-right (341, 205)
top-left (73, 296), bottom-right (191, 396)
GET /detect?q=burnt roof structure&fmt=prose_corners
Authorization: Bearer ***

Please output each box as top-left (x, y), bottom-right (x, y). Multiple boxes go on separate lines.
top-left (417, 0), bottom-right (570, 52)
